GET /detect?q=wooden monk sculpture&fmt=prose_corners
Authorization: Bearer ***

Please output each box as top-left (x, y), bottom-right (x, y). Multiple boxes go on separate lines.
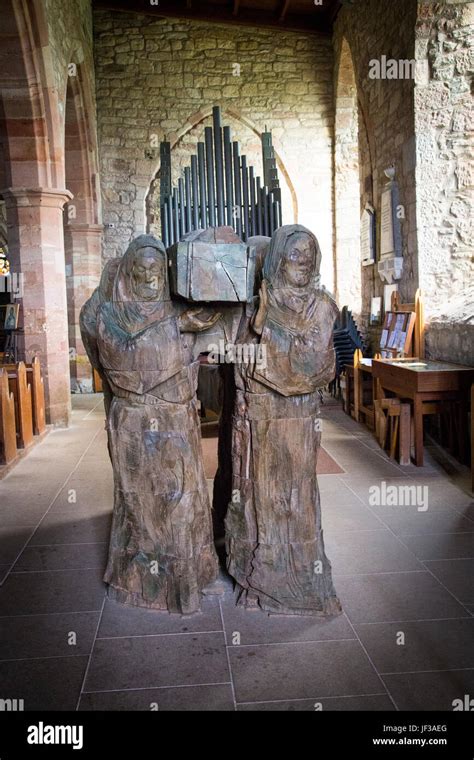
top-left (225, 224), bottom-right (342, 616)
top-left (86, 234), bottom-right (220, 614)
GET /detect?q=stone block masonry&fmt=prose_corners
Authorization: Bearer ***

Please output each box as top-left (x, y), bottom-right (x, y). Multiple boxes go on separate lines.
top-left (93, 11), bottom-right (337, 291)
top-left (414, 0), bottom-right (473, 343)
top-left (333, 0), bottom-right (419, 340)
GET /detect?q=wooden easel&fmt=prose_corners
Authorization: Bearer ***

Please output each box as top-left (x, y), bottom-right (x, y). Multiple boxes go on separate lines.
top-left (345, 290), bottom-right (425, 462)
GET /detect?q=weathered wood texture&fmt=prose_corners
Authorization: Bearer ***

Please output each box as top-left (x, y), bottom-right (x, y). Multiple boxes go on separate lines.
top-left (7, 362), bottom-right (33, 449)
top-left (81, 234), bottom-right (219, 614)
top-left (0, 369), bottom-right (17, 464)
top-left (225, 225), bottom-right (341, 616)
top-left (28, 357), bottom-right (46, 436)
top-left (168, 226), bottom-right (255, 303)
top-left (2, 358), bottom-right (46, 437)
top-left (212, 235), bottom-right (270, 540)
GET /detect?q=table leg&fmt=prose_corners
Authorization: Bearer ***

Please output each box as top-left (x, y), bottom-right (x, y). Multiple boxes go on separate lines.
top-left (471, 384), bottom-right (474, 493)
top-left (345, 372), bottom-right (352, 417)
top-left (353, 366), bottom-right (360, 422)
top-left (414, 396), bottom-right (424, 467)
top-left (458, 398), bottom-right (468, 464)
top-left (399, 403), bottom-right (411, 466)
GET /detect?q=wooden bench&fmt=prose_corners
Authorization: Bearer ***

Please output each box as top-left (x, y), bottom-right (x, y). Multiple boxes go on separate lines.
top-left (0, 369), bottom-right (17, 464)
top-left (2, 358), bottom-right (46, 438)
top-left (6, 362), bottom-right (33, 449)
top-left (374, 396), bottom-right (411, 465)
top-left (0, 357), bottom-right (46, 466)
top-left (28, 358), bottom-right (46, 436)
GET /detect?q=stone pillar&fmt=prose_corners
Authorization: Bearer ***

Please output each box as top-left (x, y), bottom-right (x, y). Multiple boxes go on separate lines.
top-left (2, 187), bottom-right (73, 426)
top-left (63, 223), bottom-right (103, 392)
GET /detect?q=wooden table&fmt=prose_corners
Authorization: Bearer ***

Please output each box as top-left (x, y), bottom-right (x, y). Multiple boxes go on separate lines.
top-left (372, 359), bottom-right (474, 466)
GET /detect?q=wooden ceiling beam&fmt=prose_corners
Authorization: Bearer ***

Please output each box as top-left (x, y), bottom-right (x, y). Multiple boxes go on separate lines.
top-left (328, 0), bottom-right (343, 24)
top-left (92, 0), bottom-right (334, 34)
top-left (279, 0), bottom-right (291, 23)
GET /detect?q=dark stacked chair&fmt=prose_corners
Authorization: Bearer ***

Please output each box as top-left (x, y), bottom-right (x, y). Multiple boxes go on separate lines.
top-left (330, 307), bottom-right (366, 398)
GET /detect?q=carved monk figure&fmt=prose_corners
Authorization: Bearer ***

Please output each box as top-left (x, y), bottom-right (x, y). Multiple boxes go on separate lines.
top-left (225, 224), bottom-right (341, 616)
top-left (94, 235), bottom-right (219, 614)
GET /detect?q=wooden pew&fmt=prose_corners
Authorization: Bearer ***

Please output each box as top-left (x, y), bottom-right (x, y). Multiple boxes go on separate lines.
top-left (2, 358), bottom-right (46, 438)
top-left (28, 357), bottom-right (46, 435)
top-left (6, 362), bottom-right (34, 449)
top-left (0, 369), bottom-right (17, 464)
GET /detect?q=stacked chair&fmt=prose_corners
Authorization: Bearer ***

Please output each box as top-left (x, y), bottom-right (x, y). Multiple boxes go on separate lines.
top-left (331, 306), bottom-right (366, 399)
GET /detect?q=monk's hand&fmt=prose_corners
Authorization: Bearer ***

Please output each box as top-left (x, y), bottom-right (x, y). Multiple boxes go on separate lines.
top-left (179, 308), bottom-right (221, 333)
top-left (252, 280), bottom-right (268, 335)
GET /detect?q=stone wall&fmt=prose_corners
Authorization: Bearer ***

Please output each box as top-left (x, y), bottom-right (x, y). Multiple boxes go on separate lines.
top-left (333, 36), bottom-right (361, 315)
top-left (414, 0), bottom-right (473, 364)
top-left (45, 0), bottom-right (95, 102)
top-left (333, 0), bottom-right (418, 343)
top-left (93, 11), bottom-right (336, 290)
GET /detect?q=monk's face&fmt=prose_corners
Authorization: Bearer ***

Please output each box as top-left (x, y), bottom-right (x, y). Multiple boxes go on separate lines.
top-left (280, 234), bottom-right (315, 288)
top-left (131, 247), bottom-right (165, 300)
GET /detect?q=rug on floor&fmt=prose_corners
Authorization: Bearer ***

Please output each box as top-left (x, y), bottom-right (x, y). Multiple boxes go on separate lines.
top-left (200, 424), bottom-right (344, 477)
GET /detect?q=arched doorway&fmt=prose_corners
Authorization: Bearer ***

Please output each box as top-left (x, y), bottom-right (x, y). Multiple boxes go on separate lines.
top-left (333, 37), bottom-right (362, 315)
top-left (0, 0), bottom-right (71, 425)
top-left (63, 64), bottom-right (102, 392)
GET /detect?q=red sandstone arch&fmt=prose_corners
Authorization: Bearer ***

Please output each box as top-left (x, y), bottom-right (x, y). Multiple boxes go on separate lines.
top-left (0, 0), bottom-right (64, 188)
top-left (0, 0), bottom-right (102, 417)
top-left (64, 65), bottom-right (101, 227)
top-left (63, 64), bottom-right (102, 392)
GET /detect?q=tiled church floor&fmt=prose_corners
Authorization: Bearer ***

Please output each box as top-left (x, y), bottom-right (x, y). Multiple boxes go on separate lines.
top-left (0, 395), bottom-right (473, 711)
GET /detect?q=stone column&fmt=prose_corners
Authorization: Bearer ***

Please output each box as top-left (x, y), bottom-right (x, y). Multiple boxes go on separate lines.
top-left (63, 223), bottom-right (103, 392)
top-left (2, 187), bottom-right (73, 426)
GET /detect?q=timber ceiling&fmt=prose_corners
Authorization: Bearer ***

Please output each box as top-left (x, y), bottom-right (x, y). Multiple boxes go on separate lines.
top-left (93, 0), bottom-right (344, 35)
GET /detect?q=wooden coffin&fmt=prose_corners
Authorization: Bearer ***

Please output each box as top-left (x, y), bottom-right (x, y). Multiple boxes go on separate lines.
top-left (168, 240), bottom-right (255, 303)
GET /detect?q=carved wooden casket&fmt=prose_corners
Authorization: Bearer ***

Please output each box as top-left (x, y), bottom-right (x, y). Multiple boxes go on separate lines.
top-left (168, 228), bottom-right (255, 303)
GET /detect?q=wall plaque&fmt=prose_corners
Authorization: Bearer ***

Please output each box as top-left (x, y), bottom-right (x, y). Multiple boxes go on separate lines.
top-left (378, 168), bottom-right (403, 283)
top-left (361, 202), bottom-right (375, 266)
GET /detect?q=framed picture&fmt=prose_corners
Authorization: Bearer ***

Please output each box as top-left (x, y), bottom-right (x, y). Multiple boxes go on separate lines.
top-left (370, 296), bottom-right (382, 325)
top-left (4, 303), bottom-right (19, 330)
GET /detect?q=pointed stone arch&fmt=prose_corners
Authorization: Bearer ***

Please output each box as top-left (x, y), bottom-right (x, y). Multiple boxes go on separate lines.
top-left (145, 106), bottom-right (298, 235)
top-left (63, 62), bottom-right (102, 392)
top-left (0, 0), bottom-right (73, 424)
top-left (333, 36), bottom-right (363, 315)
